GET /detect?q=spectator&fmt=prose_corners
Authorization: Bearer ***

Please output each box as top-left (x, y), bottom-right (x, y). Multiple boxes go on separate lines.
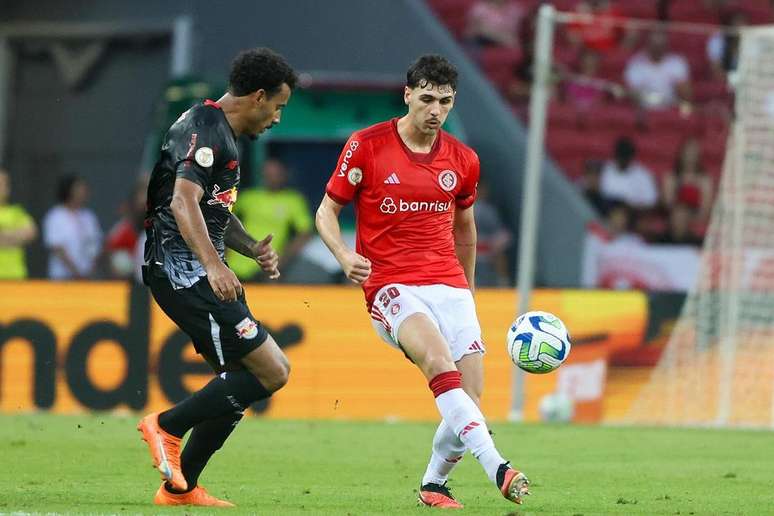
top-left (565, 0), bottom-right (637, 53)
top-left (606, 200), bottom-right (640, 243)
top-left (707, 11), bottom-right (747, 78)
top-left (104, 176), bottom-right (148, 279)
top-left (227, 159), bottom-right (312, 281)
top-left (625, 31), bottom-right (692, 109)
top-left (656, 202), bottom-right (704, 246)
top-left (564, 50), bottom-right (621, 109)
top-left (600, 137), bottom-right (659, 209)
top-left (662, 138), bottom-right (714, 221)
top-left (474, 181), bottom-right (512, 287)
top-left (465, 0), bottom-right (526, 50)
top-left (43, 175), bottom-right (102, 280)
top-left (577, 159), bottom-right (611, 216)
top-left (0, 168), bottom-right (37, 279)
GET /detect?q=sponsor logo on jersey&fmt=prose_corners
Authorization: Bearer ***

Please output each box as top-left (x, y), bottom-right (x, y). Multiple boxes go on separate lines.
top-left (235, 317), bottom-right (259, 339)
top-left (438, 170), bottom-right (458, 191)
top-left (207, 184), bottom-right (238, 211)
top-left (384, 172), bottom-right (400, 184)
top-left (390, 303), bottom-right (401, 316)
top-left (337, 140), bottom-right (360, 176)
top-left (195, 146), bottom-right (214, 168)
top-left (185, 132), bottom-right (198, 160)
top-left (347, 167), bottom-right (363, 186)
top-left (379, 196), bottom-right (452, 214)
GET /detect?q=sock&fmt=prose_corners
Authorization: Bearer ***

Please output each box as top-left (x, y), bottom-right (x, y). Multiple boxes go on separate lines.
top-left (429, 371), bottom-right (507, 484)
top-left (168, 410), bottom-right (245, 492)
top-left (421, 419), bottom-right (466, 486)
top-left (158, 370), bottom-right (270, 438)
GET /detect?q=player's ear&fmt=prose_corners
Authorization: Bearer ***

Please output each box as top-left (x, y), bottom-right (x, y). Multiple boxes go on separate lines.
top-left (253, 89), bottom-right (267, 105)
top-left (403, 86), bottom-right (411, 106)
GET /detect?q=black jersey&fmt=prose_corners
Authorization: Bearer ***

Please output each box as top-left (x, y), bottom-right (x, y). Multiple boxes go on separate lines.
top-left (145, 99), bottom-right (241, 289)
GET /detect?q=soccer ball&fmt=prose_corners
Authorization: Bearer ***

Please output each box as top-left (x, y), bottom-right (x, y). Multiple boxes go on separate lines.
top-left (506, 311), bottom-right (571, 374)
top-left (538, 392), bottom-right (574, 422)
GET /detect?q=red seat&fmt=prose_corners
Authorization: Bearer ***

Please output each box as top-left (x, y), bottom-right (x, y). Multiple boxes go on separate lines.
top-left (620, 0), bottom-right (659, 20)
top-left (478, 47), bottom-right (522, 94)
top-left (547, 101), bottom-right (582, 129)
top-left (645, 109), bottom-right (699, 135)
top-left (585, 104), bottom-right (639, 132)
top-left (633, 132), bottom-right (683, 164)
top-left (669, 0), bottom-right (721, 24)
top-left (547, 127), bottom-right (611, 163)
top-left (597, 48), bottom-right (633, 81)
top-left (693, 80), bottom-right (732, 104)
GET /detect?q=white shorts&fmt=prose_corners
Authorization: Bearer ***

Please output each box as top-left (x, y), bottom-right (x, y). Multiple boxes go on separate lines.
top-left (369, 283), bottom-right (485, 362)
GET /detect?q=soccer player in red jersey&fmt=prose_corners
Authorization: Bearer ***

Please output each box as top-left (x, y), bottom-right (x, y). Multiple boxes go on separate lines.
top-left (315, 55), bottom-right (530, 509)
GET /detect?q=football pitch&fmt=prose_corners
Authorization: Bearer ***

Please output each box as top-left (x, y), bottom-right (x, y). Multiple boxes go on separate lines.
top-left (1, 414), bottom-right (773, 515)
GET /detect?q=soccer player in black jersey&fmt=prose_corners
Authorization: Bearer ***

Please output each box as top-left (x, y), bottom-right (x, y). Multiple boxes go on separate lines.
top-left (137, 48), bottom-right (297, 507)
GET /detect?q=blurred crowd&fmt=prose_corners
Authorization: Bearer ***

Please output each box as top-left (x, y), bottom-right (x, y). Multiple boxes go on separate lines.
top-left (430, 0), bottom-right (770, 247)
top-left (4, 0), bottom-right (763, 285)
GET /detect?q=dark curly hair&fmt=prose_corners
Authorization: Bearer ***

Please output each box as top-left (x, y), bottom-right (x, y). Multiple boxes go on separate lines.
top-left (406, 54), bottom-right (458, 91)
top-left (229, 47), bottom-right (298, 97)
top-left (56, 174), bottom-right (83, 203)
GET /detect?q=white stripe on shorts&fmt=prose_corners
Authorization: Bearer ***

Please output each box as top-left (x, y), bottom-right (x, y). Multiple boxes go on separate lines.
top-left (208, 313), bottom-right (225, 366)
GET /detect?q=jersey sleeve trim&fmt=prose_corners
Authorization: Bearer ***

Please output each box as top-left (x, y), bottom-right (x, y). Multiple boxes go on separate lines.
top-left (325, 188), bottom-right (351, 206)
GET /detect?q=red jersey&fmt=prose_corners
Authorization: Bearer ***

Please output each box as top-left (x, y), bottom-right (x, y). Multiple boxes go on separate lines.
top-left (326, 118), bottom-right (480, 308)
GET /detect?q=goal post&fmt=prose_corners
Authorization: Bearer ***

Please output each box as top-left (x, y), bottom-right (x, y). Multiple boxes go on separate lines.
top-left (628, 25), bottom-right (774, 428)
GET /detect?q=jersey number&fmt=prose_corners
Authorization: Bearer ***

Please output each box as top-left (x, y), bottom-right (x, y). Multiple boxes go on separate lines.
top-left (378, 286), bottom-right (401, 309)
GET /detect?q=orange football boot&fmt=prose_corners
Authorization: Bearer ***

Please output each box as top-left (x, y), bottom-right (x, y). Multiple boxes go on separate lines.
top-left (137, 413), bottom-right (187, 491)
top-left (418, 482), bottom-right (463, 509)
top-left (497, 463), bottom-right (530, 504)
top-left (154, 483), bottom-right (235, 507)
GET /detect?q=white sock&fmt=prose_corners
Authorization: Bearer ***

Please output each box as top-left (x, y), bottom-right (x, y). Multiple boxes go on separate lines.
top-left (421, 420), bottom-right (466, 486)
top-left (435, 388), bottom-right (506, 484)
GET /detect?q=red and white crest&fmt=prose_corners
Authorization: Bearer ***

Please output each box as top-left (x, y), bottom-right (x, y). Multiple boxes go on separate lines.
top-left (438, 170), bottom-right (458, 192)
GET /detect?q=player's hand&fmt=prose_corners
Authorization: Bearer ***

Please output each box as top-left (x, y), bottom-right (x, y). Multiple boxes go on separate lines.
top-left (341, 250), bottom-right (371, 284)
top-left (206, 261), bottom-right (243, 302)
top-left (252, 234), bottom-right (280, 280)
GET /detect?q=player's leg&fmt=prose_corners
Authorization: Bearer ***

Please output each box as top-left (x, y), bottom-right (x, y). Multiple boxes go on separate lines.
top-left (420, 353), bottom-right (482, 491)
top-left (398, 313), bottom-right (509, 485)
top-left (140, 273), bottom-right (288, 497)
top-left (161, 337), bottom-right (289, 504)
top-left (393, 286), bottom-right (528, 504)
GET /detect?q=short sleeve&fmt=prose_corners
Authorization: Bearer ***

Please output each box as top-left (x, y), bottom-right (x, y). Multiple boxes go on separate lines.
top-left (43, 209), bottom-right (67, 248)
top-left (456, 152), bottom-right (480, 209)
top-left (11, 206), bottom-right (34, 229)
top-left (325, 134), bottom-right (368, 205)
top-left (670, 56), bottom-right (689, 82)
top-left (624, 58), bottom-right (643, 90)
top-left (169, 110), bottom-right (221, 189)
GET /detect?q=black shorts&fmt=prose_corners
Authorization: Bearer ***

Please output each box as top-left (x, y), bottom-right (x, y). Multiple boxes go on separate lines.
top-left (145, 265), bottom-right (268, 371)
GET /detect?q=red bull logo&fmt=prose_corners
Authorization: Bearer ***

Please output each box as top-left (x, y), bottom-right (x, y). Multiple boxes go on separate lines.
top-left (207, 184), bottom-right (238, 211)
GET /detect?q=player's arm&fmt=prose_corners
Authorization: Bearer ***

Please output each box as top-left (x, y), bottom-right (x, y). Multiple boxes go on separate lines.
top-left (315, 194), bottom-right (371, 284)
top-left (453, 205), bottom-right (477, 292)
top-left (0, 217), bottom-right (36, 247)
top-left (170, 177), bottom-right (242, 301)
top-left (225, 212), bottom-right (280, 279)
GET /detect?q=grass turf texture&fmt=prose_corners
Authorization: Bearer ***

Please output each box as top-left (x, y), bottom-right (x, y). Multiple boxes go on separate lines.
top-left (1, 414), bottom-right (773, 515)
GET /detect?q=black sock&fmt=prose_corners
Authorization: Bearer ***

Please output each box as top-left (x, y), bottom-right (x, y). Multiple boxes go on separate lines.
top-left (168, 410), bottom-right (244, 492)
top-left (158, 370), bottom-right (270, 438)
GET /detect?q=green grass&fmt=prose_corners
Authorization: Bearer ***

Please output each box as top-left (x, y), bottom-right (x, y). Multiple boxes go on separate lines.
top-left (1, 414), bottom-right (773, 515)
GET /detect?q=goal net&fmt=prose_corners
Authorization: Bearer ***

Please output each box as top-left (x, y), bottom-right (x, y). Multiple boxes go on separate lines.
top-left (628, 26), bottom-right (774, 428)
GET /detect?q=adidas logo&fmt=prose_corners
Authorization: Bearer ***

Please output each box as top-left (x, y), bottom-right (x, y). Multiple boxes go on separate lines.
top-left (384, 172), bottom-right (401, 184)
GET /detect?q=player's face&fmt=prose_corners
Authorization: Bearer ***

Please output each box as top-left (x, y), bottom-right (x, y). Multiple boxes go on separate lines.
top-left (404, 81), bottom-right (455, 136)
top-left (250, 83), bottom-right (292, 137)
